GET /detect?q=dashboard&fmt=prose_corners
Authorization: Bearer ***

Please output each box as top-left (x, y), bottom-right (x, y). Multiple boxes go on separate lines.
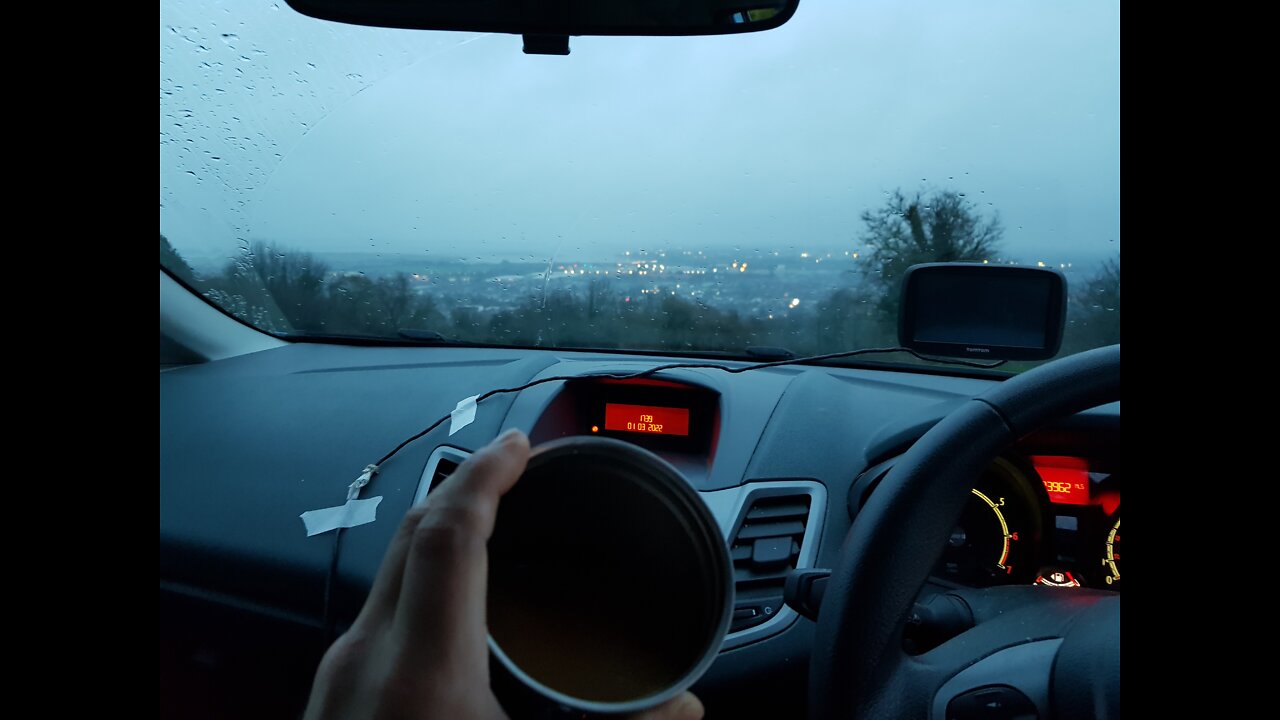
top-left (159, 343), bottom-right (1119, 718)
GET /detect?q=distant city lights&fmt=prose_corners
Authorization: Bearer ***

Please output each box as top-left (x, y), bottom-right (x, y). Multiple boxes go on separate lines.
top-left (510, 249), bottom-right (1092, 324)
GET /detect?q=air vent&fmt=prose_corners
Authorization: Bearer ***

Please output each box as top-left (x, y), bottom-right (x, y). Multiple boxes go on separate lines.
top-left (728, 494), bottom-right (811, 633)
top-left (428, 458), bottom-right (459, 493)
top-left (414, 447), bottom-right (471, 506)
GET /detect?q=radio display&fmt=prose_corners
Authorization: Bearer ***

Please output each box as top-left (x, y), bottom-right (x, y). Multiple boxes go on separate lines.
top-left (604, 403), bottom-right (690, 437)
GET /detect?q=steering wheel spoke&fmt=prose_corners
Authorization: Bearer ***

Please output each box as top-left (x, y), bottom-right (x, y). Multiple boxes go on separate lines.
top-left (929, 639), bottom-right (1060, 719)
top-left (913, 588), bottom-right (1116, 719)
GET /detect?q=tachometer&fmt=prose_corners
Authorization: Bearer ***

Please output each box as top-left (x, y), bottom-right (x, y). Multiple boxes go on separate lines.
top-left (1102, 513), bottom-right (1121, 587)
top-left (968, 488), bottom-right (1016, 570)
top-left (936, 457), bottom-right (1043, 586)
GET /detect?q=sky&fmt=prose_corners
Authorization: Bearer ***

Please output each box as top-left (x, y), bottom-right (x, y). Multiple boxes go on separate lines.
top-left (160, 0), bottom-right (1120, 268)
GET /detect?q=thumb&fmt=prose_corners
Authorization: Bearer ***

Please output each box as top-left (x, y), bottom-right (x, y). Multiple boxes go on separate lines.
top-left (627, 692), bottom-right (705, 720)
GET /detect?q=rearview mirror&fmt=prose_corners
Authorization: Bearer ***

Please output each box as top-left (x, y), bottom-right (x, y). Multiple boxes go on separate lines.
top-left (284, 0), bottom-right (800, 52)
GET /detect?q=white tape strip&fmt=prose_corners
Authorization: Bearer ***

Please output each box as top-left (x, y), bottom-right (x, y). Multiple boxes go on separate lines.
top-left (300, 496), bottom-right (384, 537)
top-left (449, 395), bottom-right (479, 435)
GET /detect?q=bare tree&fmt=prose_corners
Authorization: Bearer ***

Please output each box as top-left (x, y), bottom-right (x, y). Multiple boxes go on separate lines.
top-left (1064, 259), bottom-right (1120, 352)
top-left (857, 189), bottom-right (1003, 323)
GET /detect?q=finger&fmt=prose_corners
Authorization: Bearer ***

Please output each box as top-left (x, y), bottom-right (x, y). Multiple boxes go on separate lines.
top-left (394, 430), bottom-right (530, 670)
top-left (351, 500), bottom-right (430, 630)
top-left (435, 428), bottom-right (529, 502)
top-left (627, 692), bottom-right (705, 720)
top-left (356, 430), bottom-right (529, 630)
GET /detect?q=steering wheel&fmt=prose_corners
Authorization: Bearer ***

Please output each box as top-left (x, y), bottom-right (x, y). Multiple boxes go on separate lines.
top-left (810, 344), bottom-right (1120, 719)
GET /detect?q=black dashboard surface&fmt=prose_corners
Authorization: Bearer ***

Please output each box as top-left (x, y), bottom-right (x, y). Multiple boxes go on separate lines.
top-left (159, 343), bottom-right (1119, 717)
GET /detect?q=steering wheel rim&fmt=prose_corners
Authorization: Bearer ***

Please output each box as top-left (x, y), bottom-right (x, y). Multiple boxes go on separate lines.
top-left (810, 344), bottom-right (1121, 719)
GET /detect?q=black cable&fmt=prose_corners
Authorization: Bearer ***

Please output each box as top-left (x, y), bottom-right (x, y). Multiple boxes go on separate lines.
top-left (319, 345), bottom-right (1004, 644)
top-left (321, 527), bottom-right (342, 647)
top-left (372, 345), bottom-right (1002, 467)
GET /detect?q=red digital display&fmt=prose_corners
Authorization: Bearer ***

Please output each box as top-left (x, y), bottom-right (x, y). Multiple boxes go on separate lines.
top-left (1032, 455), bottom-right (1090, 505)
top-left (604, 403), bottom-right (690, 436)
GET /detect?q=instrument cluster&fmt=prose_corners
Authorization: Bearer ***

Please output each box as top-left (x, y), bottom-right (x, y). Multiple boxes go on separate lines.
top-left (934, 453), bottom-right (1121, 592)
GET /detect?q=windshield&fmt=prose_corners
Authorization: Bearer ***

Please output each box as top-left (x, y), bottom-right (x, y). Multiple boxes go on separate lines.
top-left (160, 0), bottom-right (1119, 364)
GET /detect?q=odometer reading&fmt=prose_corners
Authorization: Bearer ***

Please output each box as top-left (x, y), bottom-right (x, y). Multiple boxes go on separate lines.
top-left (604, 403), bottom-right (690, 436)
top-left (1031, 455), bottom-right (1090, 505)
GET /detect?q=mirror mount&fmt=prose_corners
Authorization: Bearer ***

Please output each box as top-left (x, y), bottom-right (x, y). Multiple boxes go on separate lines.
top-left (523, 34), bottom-right (571, 56)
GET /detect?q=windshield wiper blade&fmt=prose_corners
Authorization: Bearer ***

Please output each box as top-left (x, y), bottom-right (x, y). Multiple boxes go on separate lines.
top-left (745, 346), bottom-right (796, 360)
top-left (277, 330), bottom-right (509, 348)
top-left (396, 329), bottom-right (454, 343)
top-left (394, 329), bottom-right (533, 348)
top-left (799, 349), bottom-right (1010, 374)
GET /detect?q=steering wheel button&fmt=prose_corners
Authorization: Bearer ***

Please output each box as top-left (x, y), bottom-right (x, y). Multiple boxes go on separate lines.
top-left (947, 685), bottom-right (1037, 720)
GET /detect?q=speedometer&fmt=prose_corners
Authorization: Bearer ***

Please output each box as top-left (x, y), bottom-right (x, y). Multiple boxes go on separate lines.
top-left (1103, 513), bottom-right (1121, 588)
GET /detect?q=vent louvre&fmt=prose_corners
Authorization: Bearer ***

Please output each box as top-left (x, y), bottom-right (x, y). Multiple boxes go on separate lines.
top-left (728, 494), bottom-right (810, 633)
top-left (428, 458), bottom-right (459, 493)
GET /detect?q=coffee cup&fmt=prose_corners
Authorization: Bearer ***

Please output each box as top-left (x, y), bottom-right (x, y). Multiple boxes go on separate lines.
top-left (487, 436), bottom-right (733, 715)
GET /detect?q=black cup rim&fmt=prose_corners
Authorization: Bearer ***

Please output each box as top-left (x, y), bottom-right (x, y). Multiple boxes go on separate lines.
top-left (487, 435), bottom-right (734, 714)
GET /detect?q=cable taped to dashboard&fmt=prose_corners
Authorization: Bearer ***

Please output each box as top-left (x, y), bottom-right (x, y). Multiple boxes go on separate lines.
top-left (370, 345), bottom-right (1003, 468)
top-left (316, 345), bottom-right (1005, 645)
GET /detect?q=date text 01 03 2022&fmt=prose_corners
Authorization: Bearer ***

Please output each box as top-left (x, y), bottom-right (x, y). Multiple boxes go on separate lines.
top-left (604, 403), bottom-right (690, 437)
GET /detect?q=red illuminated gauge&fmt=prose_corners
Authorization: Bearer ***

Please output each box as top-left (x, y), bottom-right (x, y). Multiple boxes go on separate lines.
top-left (1102, 514), bottom-right (1121, 588)
top-left (936, 458), bottom-right (1042, 586)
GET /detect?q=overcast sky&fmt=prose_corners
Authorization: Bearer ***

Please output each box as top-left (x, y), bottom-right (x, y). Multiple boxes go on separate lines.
top-left (160, 0), bottom-right (1120, 267)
